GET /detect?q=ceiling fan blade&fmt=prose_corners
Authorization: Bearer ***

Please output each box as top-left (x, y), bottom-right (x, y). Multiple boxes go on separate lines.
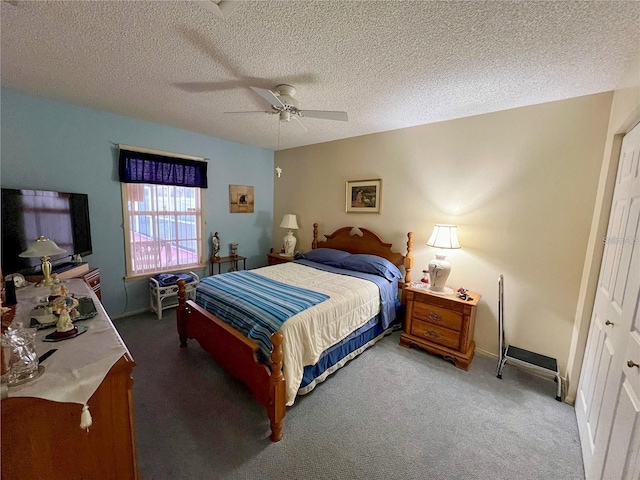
top-left (250, 86), bottom-right (285, 108)
top-left (299, 110), bottom-right (348, 122)
top-left (224, 111), bottom-right (275, 115)
top-left (196, 1), bottom-right (240, 19)
top-left (218, 1), bottom-right (240, 17)
top-left (292, 116), bottom-right (308, 132)
top-left (174, 81), bottom-right (241, 93)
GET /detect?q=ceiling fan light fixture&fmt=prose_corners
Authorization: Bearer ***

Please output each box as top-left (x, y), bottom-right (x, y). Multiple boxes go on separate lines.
top-left (226, 84), bottom-right (348, 131)
top-left (279, 111), bottom-right (291, 122)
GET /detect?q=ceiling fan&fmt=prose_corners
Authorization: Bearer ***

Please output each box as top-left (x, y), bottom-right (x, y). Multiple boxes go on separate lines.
top-left (195, 1), bottom-right (240, 19)
top-left (225, 85), bottom-right (349, 130)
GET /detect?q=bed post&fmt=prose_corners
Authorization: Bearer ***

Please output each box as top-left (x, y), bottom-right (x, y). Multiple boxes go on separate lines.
top-left (402, 232), bottom-right (414, 303)
top-left (177, 279), bottom-right (188, 348)
top-left (312, 223), bottom-right (319, 250)
top-left (268, 332), bottom-right (286, 442)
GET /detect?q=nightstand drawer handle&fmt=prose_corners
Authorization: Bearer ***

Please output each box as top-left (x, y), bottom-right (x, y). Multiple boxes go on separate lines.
top-left (428, 312), bottom-right (443, 322)
top-left (426, 330), bottom-right (440, 338)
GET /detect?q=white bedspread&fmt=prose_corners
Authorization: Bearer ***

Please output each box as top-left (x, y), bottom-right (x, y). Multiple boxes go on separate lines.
top-left (253, 263), bottom-right (380, 405)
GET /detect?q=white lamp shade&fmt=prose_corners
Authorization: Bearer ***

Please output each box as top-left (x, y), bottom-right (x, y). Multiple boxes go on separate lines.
top-left (426, 224), bottom-right (461, 249)
top-left (19, 236), bottom-right (67, 287)
top-left (279, 214), bottom-right (299, 230)
top-left (19, 236), bottom-right (67, 258)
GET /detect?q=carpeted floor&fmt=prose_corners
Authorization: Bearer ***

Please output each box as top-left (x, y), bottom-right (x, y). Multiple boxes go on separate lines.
top-left (113, 309), bottom-right (585, 480)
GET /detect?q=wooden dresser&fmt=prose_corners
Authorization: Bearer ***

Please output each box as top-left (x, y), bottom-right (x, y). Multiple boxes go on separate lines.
top-left (79, 267), bottom-right (101, 300)
top-left (400, 286), bottom-right (481, 370)
top-left (1, 355), bottom-right (137, 480)
top-left (1, 280), bottom-right (137, 480)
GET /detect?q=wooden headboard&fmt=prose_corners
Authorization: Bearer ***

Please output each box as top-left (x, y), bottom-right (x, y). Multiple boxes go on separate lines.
top-left (311, 223), bottom-right (414, 285)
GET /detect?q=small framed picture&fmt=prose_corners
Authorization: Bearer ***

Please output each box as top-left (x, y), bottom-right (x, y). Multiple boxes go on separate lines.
top-left (346, 179), bottom-right (382, 213)
top-left (229, 185), bottom-right (254, 213)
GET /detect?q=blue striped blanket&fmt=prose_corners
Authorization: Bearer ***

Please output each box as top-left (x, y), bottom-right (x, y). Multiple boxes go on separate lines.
top-left (195, 271), bottom-right (330, 360)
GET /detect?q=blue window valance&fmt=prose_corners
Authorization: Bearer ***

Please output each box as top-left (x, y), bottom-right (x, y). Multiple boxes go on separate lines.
top-left (118, 149), bottom-right (208, 188)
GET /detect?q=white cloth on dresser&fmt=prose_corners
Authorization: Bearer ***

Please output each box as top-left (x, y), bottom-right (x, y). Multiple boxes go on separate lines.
top-left (5, 279), bottom-right (128, 426)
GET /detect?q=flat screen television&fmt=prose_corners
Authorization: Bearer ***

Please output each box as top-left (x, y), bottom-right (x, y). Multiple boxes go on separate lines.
top-left (1, 188), bottom-right (93, 275)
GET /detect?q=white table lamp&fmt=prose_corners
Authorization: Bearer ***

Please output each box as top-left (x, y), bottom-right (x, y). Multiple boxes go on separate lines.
top-left (280, 214), bottom-right (299, 257)
top-left (426, 224), bottom-right (461, 294)
top-left (19, 236), bottom-right (67, 286)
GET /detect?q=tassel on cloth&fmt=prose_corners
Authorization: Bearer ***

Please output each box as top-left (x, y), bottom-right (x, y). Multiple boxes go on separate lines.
top-left (80, 404), bottom-right (93, 431)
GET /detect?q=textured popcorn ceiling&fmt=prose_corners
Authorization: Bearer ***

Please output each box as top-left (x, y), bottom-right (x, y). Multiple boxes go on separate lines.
top-left (1, 1), bottom-right (638, 151)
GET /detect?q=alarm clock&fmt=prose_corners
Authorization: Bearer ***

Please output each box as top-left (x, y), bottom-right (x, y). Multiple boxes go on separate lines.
top-left (5, 273), bottom-right (26, 288)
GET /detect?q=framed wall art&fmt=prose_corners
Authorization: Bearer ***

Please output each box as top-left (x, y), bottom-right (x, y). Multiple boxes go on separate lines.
top-left (346, 179), bottom-right (382, 213)
top-left (229, 185), bottom-right (254, 213)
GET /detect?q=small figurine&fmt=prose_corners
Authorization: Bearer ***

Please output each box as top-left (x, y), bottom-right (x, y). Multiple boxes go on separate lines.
top-left (212, 232), bottom-right (220, 259)
top-left (421, 269), bottom-right (430, 284)
top-left (456, 287), bottom-right (474, 301)
top-left (50, 295), bottom-right (79, 316)
top-left (56, 308), bottom-right (75, 333)
top-left (50, 283), bottom-right (69, 298)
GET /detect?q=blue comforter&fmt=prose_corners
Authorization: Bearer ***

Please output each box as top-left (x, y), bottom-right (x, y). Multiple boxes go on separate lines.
top-left (196, 271), bottom-right (329, 357)
top-left (195, 261), bottom-right (399, 362)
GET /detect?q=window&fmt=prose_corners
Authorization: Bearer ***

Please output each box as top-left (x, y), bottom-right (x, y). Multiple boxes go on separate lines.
top-left (122, 183), bottom-right (204, 277)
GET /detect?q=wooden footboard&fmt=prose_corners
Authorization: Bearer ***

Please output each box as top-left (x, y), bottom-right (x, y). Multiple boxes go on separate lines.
top-left (176, 280), bottom-right (286, 441)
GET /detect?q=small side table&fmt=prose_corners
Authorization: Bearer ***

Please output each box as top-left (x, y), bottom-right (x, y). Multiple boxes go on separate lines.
top-left (267, 252), bottom-right (297, 265)
top-left (400, 286), bottom-right (481, 370)
top-left (210, 255), bottom-right (247, 275)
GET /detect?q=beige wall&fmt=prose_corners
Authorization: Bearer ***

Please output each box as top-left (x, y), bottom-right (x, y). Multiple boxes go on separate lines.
top-left (566, 51), bottom-right (640, 403)
top-left (274, 93), bottom-right (612, 376)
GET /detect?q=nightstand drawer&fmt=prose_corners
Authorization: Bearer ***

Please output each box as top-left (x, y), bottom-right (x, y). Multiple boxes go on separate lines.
top-left (411, 319), bottom-right (460, 350)
top-left (412, 302), bottom-right (462, 331)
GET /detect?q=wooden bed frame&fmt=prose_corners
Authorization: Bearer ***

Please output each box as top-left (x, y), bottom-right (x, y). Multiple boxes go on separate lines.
top-left (176, 224), bottom-right (414, 441)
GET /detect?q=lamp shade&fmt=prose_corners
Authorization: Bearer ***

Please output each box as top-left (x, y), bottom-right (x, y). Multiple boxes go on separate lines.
top-left (19, 236), bottom-right (67, 287)
top-left (19, 236), bottom-right (67, 258)
top-left (280, 214), bottom-right (299, 230)
top-left (280, 214), bottom-right (299, 257)
top-left (426, 225), bottom-right (460, 250)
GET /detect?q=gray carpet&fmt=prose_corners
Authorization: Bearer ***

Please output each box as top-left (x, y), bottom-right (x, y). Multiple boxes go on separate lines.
top-left (113, 310), bottom-right (585, 480)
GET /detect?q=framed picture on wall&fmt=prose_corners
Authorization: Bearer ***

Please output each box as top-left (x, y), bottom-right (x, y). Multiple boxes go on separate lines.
top-left (346, 179), bottom-right (382, 213)
top-left (229, 185), bottom-right (254, 213)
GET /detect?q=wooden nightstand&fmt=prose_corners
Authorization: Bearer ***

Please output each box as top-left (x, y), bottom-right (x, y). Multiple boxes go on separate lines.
top-left (267, 252), bottom-right (297, 265)
top-left (400, 286), bottom-right (481, 370)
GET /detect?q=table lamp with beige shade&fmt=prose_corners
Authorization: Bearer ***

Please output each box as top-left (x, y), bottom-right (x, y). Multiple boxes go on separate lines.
top-left (426, 224), bottom-right (461, 294)
top-left (280, 214), bottom-right (299, 257)
top-left (19, 236), bottom-right (67, 286)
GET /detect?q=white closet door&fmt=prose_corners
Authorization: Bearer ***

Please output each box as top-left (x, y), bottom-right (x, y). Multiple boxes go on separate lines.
top-left (576, 121), bottom-right (640, 480)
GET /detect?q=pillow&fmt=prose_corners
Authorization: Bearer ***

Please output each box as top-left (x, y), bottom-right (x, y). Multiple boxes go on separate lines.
top-left (339, 254), bottom-right (403, 281)
top-left (152, 273), bottom-right (194, 286)
top-left (296, 248), bottom-right (351, 267)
